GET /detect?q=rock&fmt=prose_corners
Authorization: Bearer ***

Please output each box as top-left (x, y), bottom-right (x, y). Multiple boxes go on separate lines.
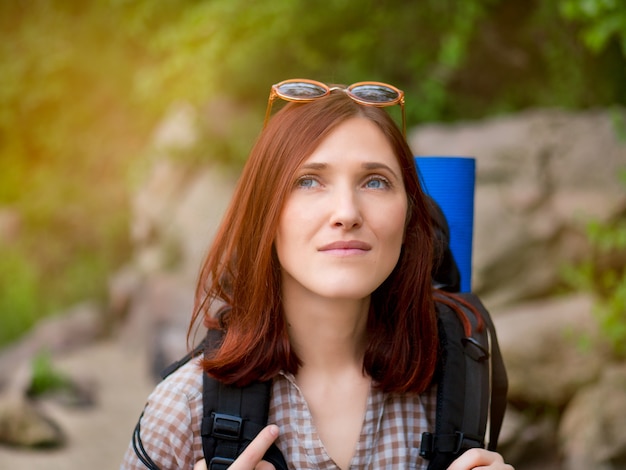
top-left (151, 102), bottom-right (199, 153)
top-left (0, 302), bottom-right (106, 388)
top-left (498, 405), bottom-right (527, 461)
top-left (409, 108), bottom-right (626, 306)
top-left (118, 273), bottom-right (203, 381)
top-left (130, 104), bottom-right (236, 280)
top-left (130, 159), bottom-right (192, 274)
top-left (130, 161), bottom-right (235, 279)
top-left (558, 364), bottom-right (626, 470)
top-left (170, 165), bottom-right (236, 279)
top-left (0, 339), bottom-right (154, 467)
top-left (1, 345), bottom-right (98, 409)
top-left (493, 294), bottom-right (609, 407)
top-left (498, 405), bottom-right (561, 470)
top-left (124, 149), bottom-right (234, 378)
top-left (0, 393), bottom-right (64, 448)
top-left (108, 265), bottom-right (144, 325)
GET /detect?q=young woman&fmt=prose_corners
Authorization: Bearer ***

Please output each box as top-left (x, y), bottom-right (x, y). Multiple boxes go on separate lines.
top-left (121, 80), bottom-right (513, 470)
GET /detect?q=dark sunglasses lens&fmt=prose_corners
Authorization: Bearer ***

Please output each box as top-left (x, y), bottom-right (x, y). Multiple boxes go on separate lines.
top-left (350, 84), bottom-right (399, 103)
top-left (276, 82), bottom-right (327, 100)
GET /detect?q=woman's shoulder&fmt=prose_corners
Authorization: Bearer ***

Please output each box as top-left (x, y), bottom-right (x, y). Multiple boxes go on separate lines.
top-left (149, 356), bottom-right (204, 404)
top-left (120, 357), bottom-right (205, 469)
top-left (153, 356), bottom-right (202, 397)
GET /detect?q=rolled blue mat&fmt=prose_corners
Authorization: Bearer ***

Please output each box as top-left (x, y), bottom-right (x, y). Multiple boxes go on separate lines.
top-left (414, 156), bottom-right (476, 293)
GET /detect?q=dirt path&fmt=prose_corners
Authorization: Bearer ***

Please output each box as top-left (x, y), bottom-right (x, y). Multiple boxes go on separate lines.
top-left (0, 339), bottom-right (155, 470)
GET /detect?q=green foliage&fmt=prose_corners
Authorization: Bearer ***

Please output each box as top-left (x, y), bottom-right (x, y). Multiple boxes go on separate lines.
top-left (0, 247), bottom-right (42, 346)
top-left (0, 1), bottom-right (142, 346)
top-left (0, 234), bottom-right (124, 346)
top-left (28, 352), bottom-right (72, 397)
top-left (114, 0), bottom-right (626, 121)
top-left (562, 172), bottom-right (626, 358)
top-left (560, 0), bottom-right (626, 54)
top-left (113, 0), bottom-right (501, 124)
top-left (1, 0), bottom-right (626, 347)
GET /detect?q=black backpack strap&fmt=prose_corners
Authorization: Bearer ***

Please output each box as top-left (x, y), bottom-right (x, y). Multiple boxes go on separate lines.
top-left (132, 409), bottom-right (161, 470)
top-left (461, 293), bottom-right (508, 451)
top-left (159, 339), bottom-right (207, 380)
top-left (200, 330), bottom-right (288, 470)
top-left (421, 294), bottom-right (507, 469)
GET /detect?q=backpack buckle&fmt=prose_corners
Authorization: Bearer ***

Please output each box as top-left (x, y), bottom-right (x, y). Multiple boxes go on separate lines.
top-left (462, 337), bottom-right (489, 362)
top-left (419, 431), bottom-right (468, 459)
top-left (452, 431), bottom-right (465, 454)
top-left (210, 413), bottom-right (243, 440)
top-left (419, 432), bottom-right (435, 459)
top-left (209, 457), bottom-right (235, 470)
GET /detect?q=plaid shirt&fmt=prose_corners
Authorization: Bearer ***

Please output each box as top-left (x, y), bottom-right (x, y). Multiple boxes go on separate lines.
top-left (121, 357), bottom-right (437, 469)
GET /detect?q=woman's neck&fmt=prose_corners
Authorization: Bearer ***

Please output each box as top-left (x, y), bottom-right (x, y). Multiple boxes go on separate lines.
top-left (282, 292), bottom-right (370, 374)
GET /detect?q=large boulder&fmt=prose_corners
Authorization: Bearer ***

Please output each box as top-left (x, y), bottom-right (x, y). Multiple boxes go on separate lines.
top-left (130, 103), bottom-right (236, 280)
top-left (0, 394), bottom-right (64, 448)
top-left (558, 364), bottom-right (626, 470)
top-left (116, 272), bottom-right (201, 381)
top-left (498, 405), bottom-right (561, 470)
top-left (494, 293), bottom-right (623, 470)
top-left (493, 293), bottom-right (609, 407)
top-left (410, 108), bottom-right (626, 306)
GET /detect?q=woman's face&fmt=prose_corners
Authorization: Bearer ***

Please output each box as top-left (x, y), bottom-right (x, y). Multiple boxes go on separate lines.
top-left (275, 117), bottom-right (408, 302)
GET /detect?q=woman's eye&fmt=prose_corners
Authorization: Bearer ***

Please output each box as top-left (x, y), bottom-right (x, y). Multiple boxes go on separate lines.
top-left (296, 177), bottom-right (320, 189)
top-left (364, 177), bottom-right (390, 189)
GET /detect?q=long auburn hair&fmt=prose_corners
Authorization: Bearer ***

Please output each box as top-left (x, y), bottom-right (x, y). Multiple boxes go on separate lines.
top-left (190, 91), bottom-right (440, 393)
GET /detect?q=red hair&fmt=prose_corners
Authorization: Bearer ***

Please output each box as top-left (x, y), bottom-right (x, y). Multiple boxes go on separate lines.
top-left (190, 92), bottom-right (441, 393)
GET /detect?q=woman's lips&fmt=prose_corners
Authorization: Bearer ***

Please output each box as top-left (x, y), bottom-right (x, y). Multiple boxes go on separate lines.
top-left (318, 240), bottom-right (372, 253)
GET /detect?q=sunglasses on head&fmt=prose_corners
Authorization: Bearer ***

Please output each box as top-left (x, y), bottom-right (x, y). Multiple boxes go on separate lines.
top-left (264, 79), bottom-right (406, 137)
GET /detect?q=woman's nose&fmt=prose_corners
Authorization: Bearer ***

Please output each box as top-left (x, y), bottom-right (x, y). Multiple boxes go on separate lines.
top-left (329, 188), bottom-right (363, 229)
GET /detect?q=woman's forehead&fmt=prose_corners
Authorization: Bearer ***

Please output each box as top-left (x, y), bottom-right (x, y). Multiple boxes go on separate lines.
top-left (299, 117), bottom-right (399, 165)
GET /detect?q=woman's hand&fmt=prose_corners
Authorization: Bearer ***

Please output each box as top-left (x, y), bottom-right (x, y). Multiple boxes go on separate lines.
top-left (193, 424), bottom-right (279, 470)
top-left (447, 448), bottom-right (514, 470)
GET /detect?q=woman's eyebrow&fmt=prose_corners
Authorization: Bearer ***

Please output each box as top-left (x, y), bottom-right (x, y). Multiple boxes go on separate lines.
top-left (361, 162), bottom-right (400, 178)
top-left (299, 162), bottom-right (327, 170)
top-left (298, 161), bottom-right (400, 178)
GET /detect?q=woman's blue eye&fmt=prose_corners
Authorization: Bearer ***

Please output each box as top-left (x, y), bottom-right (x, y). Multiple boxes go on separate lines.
top-left (296, 177), bottom-right (319, 188)
top-left (365, 177), bottom-right (389, 189)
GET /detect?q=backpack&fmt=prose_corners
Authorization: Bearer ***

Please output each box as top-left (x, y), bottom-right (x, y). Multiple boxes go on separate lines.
top-left (422, 293), bottom-right (508, 469)
top-left (132, 292), bottom-right (508, 470)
